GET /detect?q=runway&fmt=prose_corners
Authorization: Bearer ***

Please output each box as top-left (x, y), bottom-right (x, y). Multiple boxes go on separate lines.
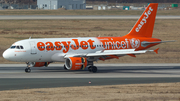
top-left (1, 64), bottom-right (180, 78)
top-left (0, 64), bottom-right (180, 91)
top-left (0, 15), bottom-right (180, 20)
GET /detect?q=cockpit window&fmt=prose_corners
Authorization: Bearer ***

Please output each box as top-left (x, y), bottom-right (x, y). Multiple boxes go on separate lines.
top-left (10, 46), bottom-right (16, 49)
top-left (10, 45), bottom-right (24, 49)
top-left (17, 46), bottom-right (20, 49)
top-left (20, 46), bottom-right (24, 49)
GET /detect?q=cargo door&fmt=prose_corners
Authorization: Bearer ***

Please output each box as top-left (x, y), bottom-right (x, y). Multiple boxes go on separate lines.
top-left (29, 41), bottom-right (37, 54)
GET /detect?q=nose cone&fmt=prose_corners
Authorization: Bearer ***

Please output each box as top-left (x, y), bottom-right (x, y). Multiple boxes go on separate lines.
top-left (3, 50), bottom-right (8, 59)
top-left (3, 50), bottom-right (10, 60)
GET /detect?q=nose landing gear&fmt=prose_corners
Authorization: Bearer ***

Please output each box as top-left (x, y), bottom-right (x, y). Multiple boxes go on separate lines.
top-left (25, 62), bottom-right (32, 73)
top-left (25, 67), bottom-right (31, 73)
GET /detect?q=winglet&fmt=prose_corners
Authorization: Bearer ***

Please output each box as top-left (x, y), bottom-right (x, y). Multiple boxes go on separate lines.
top-left (154, 48), bottom-right (159, 54)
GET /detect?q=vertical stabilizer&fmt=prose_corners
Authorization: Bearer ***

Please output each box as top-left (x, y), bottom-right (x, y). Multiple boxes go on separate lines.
top-left (124, 3), bottom-right (158, 38)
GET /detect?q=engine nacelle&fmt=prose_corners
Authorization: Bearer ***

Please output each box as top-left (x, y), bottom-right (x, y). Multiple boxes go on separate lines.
top-left (65, 57), bottom-right (87, 70)
top-left (27, 62), bottom-right (50, 67)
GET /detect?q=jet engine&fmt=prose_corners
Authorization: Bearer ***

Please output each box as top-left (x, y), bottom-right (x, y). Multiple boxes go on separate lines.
top-left (26, 62), bottom-right (50, 67)
top-left (65, 57), bottom-right (87, 70)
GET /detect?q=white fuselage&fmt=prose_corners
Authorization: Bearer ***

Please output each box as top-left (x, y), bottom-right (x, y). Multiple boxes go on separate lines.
top-left (3, 37), bottom-right (102, 62)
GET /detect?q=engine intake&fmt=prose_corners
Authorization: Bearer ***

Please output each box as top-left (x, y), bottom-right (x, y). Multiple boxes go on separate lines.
top-left (65, 57), bottom-right (87, 70)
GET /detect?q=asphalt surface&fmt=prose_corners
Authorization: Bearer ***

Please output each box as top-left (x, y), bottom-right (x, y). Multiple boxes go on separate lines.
top-left (0, 15), bottom-right (180, 20)
top-left (0, 64), bottom-right (180, 91)
top-left (1, 78), bottom-right (180, 91)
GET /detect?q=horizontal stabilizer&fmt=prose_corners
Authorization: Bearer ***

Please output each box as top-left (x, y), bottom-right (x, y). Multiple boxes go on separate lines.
top-left (142, 40), bottom-right (175, 44)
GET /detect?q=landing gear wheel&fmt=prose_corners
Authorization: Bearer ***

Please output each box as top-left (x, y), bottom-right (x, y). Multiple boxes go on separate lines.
top-left (25, 68), bottom-right (31, 73)
top-left (64, 65), bottom-right (67, 70)
top-left (92, 66), bottom-right (97, 73)
top-left (88, 66), bottom-right (97, 73)
top-left (88, 66), bottom-right (92, 72)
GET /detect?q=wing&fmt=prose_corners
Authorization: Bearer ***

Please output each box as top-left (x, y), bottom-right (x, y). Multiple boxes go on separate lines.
top-left (64, 49), bottom-right (153, 61)
top-left (86, 49), bottom-right (146, 56)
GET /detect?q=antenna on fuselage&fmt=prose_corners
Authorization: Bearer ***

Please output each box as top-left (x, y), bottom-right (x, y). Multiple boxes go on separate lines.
top-left (29, 34), bottom-right (33, 39)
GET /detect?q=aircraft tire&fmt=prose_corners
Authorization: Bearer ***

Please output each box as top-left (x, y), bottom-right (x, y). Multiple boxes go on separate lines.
top-left (88, 66), bottom-right (92, 72)
top-left (25, 68), bottom-right (31, 73)
top-left (91, 66), bottom-right (97, 73)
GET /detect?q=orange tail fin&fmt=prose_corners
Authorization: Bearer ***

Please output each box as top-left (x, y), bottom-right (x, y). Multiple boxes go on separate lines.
top-left (124, 3), bottom-right (158, 38)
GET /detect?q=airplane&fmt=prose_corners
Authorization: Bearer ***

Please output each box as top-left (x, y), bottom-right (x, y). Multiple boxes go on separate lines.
top-left (2, 3), bottom-right (174, 73)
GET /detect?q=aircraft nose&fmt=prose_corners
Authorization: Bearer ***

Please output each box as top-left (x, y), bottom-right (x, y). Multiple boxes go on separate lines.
top-left (3, 50), bottom-right (10, 60)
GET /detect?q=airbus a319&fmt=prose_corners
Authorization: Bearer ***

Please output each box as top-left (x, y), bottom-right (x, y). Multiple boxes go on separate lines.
top-left (3, 3), bottom-right (174, 73)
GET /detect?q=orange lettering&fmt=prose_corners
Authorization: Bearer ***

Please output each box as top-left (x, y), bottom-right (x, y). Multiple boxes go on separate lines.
top-left (55, 42), bottom-right (62, 50)
top-left (46, 42), bottom-right (54, 51)
top-left (62, 41), bottom-right (71, 53)
top-left (87, 39), bottom-right (95, 49)
top-left (37, 39), bottom-right (96, 52)
top-left (71, 39), bottom-right (79, 50)
top-left (107, 42), bottom-right (113, 49)
top-left (80, 41), bottom-right (88, 50)
top-left (101, 41), bottom-right (106, 48)
top-left (37, 42), bottom-right (45, 51)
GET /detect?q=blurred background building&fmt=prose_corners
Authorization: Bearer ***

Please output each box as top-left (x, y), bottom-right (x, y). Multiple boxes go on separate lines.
top-left (0, 0), bottom-right (179, 10)
top-left (37, 0), bottom-right (86, 10)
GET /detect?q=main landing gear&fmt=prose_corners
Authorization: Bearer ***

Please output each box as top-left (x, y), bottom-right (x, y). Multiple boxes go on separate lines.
top-left (88, 66), bottom-right (97, 73)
